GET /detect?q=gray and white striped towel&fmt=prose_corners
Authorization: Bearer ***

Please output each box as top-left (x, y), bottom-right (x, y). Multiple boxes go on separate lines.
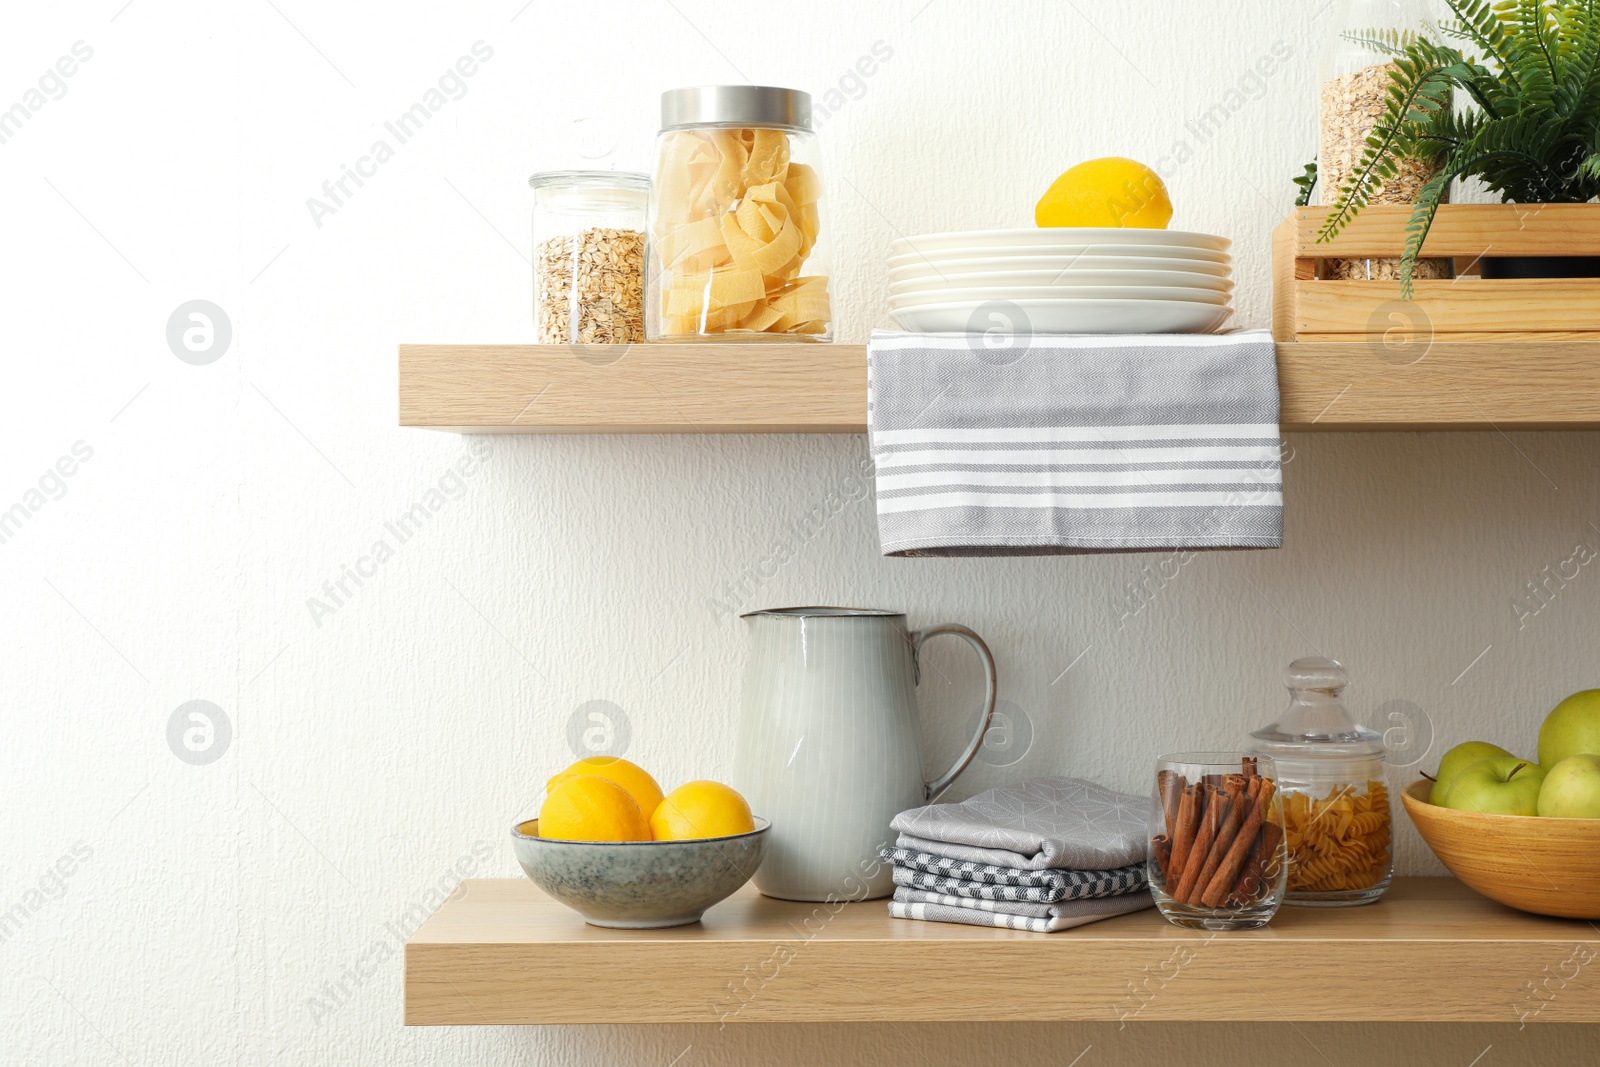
top-left (893, 886), bottom-right (1151, 921)
top-left (866, 328), bottom-right (1283, 556)
top-left (890, 861), bottom-right (1147, 903)
top-left (889, 889), bottom-right (1154, 932)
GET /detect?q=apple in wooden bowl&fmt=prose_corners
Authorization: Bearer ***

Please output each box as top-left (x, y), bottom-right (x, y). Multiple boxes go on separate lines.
top-left (1401, 780), bottom-right (1600, 919)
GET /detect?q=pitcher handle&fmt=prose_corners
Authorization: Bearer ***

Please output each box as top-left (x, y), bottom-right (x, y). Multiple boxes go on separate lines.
top-left (912, 624), bottom-right (999, 801)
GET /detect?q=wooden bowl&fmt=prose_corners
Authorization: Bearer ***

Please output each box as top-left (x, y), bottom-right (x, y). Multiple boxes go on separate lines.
top-left (1401, 779), bottom-right (1600, 919)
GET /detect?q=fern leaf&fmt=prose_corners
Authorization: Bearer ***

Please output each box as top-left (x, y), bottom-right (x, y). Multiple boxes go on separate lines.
top-left (1398, 167), bottom-right (1457, 299)
top-left (1446, 0), bottom-right (1526, 93)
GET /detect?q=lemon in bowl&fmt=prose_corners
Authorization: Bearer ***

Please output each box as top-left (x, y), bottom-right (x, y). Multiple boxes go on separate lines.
top-left (650, 780), bottom-right (757, 841)
top-left (1036, 157), bottom-right (1172, 229)
top-left (547, 756), bottom-right (664, 822)
top-left (537, 775), bottom-right (652, 842)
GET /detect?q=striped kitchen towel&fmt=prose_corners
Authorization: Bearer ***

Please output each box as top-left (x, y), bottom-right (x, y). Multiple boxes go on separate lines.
top-left (893, 886), bottom-right (1150, 921)
top-left (890, 860), bottom-right (1147, 903)
top-left (866, 329), bottom-right (1283, 556)
top-left (888, 888), bottom-right (1154, 932)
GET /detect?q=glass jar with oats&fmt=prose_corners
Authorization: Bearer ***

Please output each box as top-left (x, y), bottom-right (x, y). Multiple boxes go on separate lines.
top-left (1319, 0), bottom-right (1452, 282)
top-left (647, 86), bottom-right (832, 342)
top-left (529, 171), bottom-right (649, 347)
top-left (1250, 658), bottom-right (1393, 908)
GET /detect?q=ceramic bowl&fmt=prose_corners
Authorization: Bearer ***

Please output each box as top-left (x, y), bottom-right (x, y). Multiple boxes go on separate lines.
top-left (511, 817), bottom-right (769, 928)
top-left (1401, 780), bottom-right (1600, 919)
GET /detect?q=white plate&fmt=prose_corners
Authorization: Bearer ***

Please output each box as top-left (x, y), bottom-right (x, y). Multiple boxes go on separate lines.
top-left (887, 245), bottom-right (1232, 270)
top-left (891, 227), bottom-right (1231, 255)
top-left (888, 298), bottom-right (1233, 335)
top-left (889, 269), bottom-right (1234, 295)
top-left (889, 285), bottom-right (1230, 310)
top-left (889, 253), bottom-right (1233, 280)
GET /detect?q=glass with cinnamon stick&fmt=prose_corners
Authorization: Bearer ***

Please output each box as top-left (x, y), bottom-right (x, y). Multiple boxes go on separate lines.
top-left (1149, 753), bottom-right (1287, 930)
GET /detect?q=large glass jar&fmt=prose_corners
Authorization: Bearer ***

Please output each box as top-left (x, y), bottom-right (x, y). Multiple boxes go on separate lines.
top-left (1319, 0), bottom-right (1451, 282)
top-left (647, 86), bottom-right (832, 342)
top-left (1250, 658), bottom-right (1393, 907)
top-left (529, 170), bottom-right (649, 346)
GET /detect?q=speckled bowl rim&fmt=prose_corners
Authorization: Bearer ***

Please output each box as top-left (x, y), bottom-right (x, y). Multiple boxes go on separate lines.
top-left (511, 815), bottom-right (771, 845)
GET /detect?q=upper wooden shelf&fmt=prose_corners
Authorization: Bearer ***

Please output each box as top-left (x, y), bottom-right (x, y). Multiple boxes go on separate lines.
top-left (399, 340), bottom-right (1600, 433)
top-left (405, 877), bottom-right (1600, 1025)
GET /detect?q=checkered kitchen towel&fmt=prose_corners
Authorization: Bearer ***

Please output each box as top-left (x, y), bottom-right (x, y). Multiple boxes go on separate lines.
top-left (866, 329), bottom-right (1283, 555)
top-left (889, 859), bottom-right (1147, 903)
top-left (879, 846), bottom-right (1094, 888)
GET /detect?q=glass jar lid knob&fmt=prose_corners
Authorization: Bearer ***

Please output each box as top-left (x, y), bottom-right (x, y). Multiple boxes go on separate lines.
top-left (1283, 656), bottom-right (1348, 694)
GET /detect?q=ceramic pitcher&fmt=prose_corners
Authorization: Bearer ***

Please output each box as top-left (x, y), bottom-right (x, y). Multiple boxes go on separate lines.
top-left (733, 607), bottom-right (998, 902)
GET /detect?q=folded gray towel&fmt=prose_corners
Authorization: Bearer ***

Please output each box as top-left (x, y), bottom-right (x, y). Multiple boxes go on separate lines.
top-left (892, 777), bottom-right (1148, 871)
top-left (889, 888), bottom-right (1154, 932)
top-left (881, 845), bottom-right (1147, 890)
top-left (890, 860), bottom-right (1147, 903)
top-left (866, 328), bottom-right (1283, 556)
top-left (893, 885), bottom-right (1151, 920)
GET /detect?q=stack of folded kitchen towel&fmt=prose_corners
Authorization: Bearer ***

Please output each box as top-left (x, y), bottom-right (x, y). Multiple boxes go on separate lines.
top-left (883, 777), bottom-right (1154, 932)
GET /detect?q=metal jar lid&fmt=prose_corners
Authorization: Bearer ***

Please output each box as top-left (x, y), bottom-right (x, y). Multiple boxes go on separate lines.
top-left (527, 170), bottom-right (650, 192)
top-left (660, 85), bottom-right (811, 132)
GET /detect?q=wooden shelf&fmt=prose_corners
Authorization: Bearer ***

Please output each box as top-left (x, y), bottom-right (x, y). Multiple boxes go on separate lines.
top-left (404, 877), bottom-right (1600, 1025)
top-left (399, 341), bottom-right (1600, 433)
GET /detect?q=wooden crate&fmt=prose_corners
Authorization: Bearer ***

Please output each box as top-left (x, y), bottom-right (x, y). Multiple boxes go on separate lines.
top-left (1272, 204), bottom-right (1600, 343)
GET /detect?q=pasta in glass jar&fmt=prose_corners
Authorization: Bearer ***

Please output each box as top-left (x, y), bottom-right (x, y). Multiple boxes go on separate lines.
top-left (1250, 657), bottom-right (1393, 906)
top-left (647, 86), bottom-right (832, 341)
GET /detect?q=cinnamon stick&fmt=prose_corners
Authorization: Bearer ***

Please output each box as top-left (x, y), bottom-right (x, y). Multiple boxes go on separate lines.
top-left (1167, 783), bottom-right (1201, 882)
top-left (1173, 786), bottom-right (1231, 903)
top-left (1150, 833), bottom-right (1173, 880)
top-left (1185, 775), bottom-right (1249, 905)
top-left (1229, 821), bottom-right (1283, 907)
top-left (1205, 777), bottom-right (1279, 907)
top-left (1242, 755), bottom-right (1258, 778)
top-left (1158, 770), bottom-right (1184, 841)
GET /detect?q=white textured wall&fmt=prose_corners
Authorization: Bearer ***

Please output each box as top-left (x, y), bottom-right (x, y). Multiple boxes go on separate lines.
top-left (5, 0), bottom-right (1599, 1062)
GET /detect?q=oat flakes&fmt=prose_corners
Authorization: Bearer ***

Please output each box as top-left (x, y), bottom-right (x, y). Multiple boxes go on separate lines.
top-left (535, 227), bottom-right (645, 345)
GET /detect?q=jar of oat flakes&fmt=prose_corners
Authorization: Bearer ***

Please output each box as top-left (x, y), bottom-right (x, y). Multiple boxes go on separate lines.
top-left (1319, 0), bottom-right (1452, 282)
top-left (647, 86), bottom-right (832, 342)
top-left (529, 170), bottom-right (649, 346)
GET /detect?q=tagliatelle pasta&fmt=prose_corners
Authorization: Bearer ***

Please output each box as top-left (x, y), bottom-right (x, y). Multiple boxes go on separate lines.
top-left (1282, 780), bottom-right (1391, 893)
top-left (650, 127), bottom-right (830, 337)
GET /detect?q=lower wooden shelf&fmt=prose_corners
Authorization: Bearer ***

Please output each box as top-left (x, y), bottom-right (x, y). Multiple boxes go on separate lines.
top-left (404, 877), bottom-right (1600, 1025)
top-left (398, 341), bottom-right (1600, 433)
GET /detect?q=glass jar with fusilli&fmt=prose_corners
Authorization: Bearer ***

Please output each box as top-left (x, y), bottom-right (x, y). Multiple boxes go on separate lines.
top-left (1250, 658), bottom-right (1394, 906)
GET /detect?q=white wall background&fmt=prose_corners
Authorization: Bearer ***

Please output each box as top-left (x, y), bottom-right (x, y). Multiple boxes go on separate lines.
top-left (4, 0), bottom-right (1599, 1062)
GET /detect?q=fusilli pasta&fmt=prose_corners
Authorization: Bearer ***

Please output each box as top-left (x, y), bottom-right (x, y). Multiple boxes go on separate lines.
top-left (1282, 780), bottom-right (1391, 893)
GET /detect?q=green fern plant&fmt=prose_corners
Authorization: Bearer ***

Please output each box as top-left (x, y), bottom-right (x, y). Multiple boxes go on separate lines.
top-left (1293, 161), bottom-right (1320, 206)
top-left (1317, 0), bottom-right (1600, 297)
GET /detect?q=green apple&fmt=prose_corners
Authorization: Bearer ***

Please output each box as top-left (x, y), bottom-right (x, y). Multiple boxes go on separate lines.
top-left (1429, 741), bottom-right (1517, 804)
top-left (1537, 754), bottom-right (1600, 818)
top-left (1437, 756), bottom-right (1546, 816)
top-left (1538, 689), bottom-right (1600, 767)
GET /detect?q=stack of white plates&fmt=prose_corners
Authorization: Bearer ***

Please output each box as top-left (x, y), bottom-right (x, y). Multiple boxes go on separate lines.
top-left (888, 228), bottom-right (1234, 334)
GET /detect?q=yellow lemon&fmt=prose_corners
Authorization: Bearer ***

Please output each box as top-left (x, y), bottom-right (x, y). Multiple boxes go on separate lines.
top-left (538, 775), bottom-right (650, 842)
top-left (650, 781), bottom-right (756, 841)
top-left (1035, 157), bottom-right (1173, 229)
top-left (547, 757), bottom-right (664, 820)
